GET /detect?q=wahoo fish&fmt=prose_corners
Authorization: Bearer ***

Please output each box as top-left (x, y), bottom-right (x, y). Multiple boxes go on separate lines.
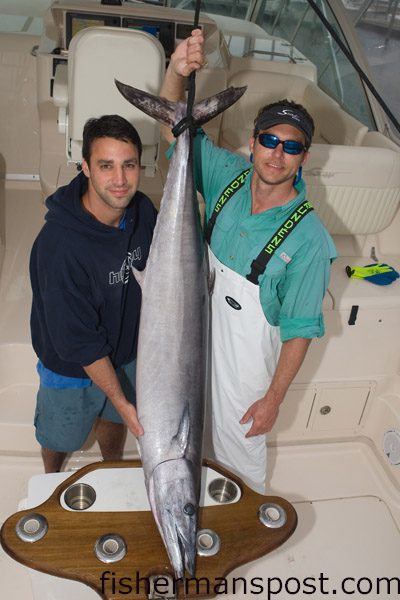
top-left (115, 79), bottom-right (246, 578)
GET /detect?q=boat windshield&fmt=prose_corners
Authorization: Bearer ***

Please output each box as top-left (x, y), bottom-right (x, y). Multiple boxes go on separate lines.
top-left (1, 0), bottom-right (376, 129)
top-left (168, 0), bottom-right (376, 129)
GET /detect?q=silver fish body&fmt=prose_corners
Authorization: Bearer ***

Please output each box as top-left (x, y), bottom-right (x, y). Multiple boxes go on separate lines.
top-left (115, 81), bottom-right (246, 578)
top-left (136, 101), bottom-right (206, 579)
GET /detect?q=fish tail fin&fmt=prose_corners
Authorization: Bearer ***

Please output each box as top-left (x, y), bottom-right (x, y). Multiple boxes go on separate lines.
top-left (115, 79), bottom-right (176, 127)
top-left (192, 85), bottom-right (247, 127)
top-left (115, 79), bottom-right (247, 130)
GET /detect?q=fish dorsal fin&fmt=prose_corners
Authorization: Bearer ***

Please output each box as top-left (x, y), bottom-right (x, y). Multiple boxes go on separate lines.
top-left (171, 405), bottom-right (190, 457)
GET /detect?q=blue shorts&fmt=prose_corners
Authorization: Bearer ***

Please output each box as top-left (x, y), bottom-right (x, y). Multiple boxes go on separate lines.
top-left (34, 360), bottom-right (136, 453)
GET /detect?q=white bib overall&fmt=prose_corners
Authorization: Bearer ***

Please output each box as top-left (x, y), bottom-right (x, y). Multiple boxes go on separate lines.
top-left (208, 248), bottom-right (282, 493)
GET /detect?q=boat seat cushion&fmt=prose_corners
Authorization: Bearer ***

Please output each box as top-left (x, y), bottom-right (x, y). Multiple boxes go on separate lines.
top-left (305, 143), bottom-right (400, 234)
top-left (67, 27), bottom-right (165, 172)
top-left (219, 70), bottom-right (400, 235)
top-left (221, 70), bottom-right (368, 149)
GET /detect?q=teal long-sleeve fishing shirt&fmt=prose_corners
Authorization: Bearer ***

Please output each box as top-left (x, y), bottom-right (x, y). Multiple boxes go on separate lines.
top-left (169, 130), bottom-right (337, 342)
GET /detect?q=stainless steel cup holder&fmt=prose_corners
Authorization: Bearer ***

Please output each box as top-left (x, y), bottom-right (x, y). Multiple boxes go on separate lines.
top-left (207, 477), bottom-right (239, 503)
top-left (63, 482), bottom-right (96, 510)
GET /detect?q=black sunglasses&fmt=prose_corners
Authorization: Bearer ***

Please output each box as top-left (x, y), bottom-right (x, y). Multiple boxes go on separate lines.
top-left (258, 133), bottom-right (306, 155)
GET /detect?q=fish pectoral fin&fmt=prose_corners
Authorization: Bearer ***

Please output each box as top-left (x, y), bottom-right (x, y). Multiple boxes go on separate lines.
top-left (131, 265), bottom-right (145, 288)
top-left (172, 406), bottom-right (190, 457)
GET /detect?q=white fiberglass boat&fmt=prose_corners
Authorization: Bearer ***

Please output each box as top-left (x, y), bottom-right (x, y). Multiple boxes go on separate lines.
top-left (0, 1), bottom-right (399, 598)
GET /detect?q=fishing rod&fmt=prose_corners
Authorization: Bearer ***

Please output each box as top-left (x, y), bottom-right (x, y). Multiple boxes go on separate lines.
top-left (171, 0), bottom-right (202, 138)
top-left (186, 0), bottom-right (202, 126)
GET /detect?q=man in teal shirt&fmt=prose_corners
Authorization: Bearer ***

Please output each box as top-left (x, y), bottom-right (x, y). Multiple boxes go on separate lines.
top-left (161, 30), bottom-right (336, 492)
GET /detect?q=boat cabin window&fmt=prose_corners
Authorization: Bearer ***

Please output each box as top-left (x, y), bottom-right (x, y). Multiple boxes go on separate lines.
top-left (0, 1), bottom-right (51, 35)
top-left (259, 0), bottom-right (376, 130)
top-left (168, 0), bottom-right (377, 131)
top-left (0, 14), bottom-right (43, 35)
top-left (0, 0), bottom-right (384, 134)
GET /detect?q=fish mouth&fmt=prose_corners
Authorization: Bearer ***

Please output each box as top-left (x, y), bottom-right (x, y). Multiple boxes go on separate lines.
top-left (165, 508), bottom-right (197, 578)
top-left (149, 459), bottom-right (199, 578)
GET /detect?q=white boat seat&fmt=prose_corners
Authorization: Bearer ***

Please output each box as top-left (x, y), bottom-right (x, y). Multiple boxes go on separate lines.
top-left (219, 70), bottom-right (400, 235)
top-left (54, 27), bottom-right (165, 176)
top-left (221, 70), bottom-right (368, 148)
top-left (305, 141), bottom-right (400, 234)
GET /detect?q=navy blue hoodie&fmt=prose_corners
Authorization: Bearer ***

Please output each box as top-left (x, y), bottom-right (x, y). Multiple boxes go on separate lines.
top-left (30, 171), bottom-right (157, 378)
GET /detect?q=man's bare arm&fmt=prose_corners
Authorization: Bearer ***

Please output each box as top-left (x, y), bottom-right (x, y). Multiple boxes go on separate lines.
top-left (160, 28), bottom-right (205, 144)
top-left (83, 356), bottom-right (144, 437)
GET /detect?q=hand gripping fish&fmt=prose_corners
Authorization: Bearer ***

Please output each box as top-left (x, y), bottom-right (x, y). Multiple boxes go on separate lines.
top-left (115, 79), bottom-right (246, 578)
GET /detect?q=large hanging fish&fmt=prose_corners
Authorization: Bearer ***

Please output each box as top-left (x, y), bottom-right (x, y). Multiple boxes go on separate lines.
top-left (115, 79), bottom-right (246, 578)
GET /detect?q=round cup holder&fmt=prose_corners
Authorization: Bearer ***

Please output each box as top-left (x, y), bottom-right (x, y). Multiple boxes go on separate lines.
top-left (208, 477), bottom-right (239, 503)
top-left (64, 483), bottom-right (96, 510)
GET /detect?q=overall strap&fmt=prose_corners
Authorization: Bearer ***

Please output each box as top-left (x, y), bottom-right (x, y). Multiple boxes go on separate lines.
top-left (205, 168), bottom-right (251, 244)
top-left (246, 199), bottom-right (314, 285)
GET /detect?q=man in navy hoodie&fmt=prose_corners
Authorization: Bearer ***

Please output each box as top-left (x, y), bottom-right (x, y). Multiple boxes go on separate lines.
top-left (30, 114), bottom-right (157, 472)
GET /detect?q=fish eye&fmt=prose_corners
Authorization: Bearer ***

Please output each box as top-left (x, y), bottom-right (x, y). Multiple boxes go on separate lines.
top-left (183, 503), bottom-right (195, 516)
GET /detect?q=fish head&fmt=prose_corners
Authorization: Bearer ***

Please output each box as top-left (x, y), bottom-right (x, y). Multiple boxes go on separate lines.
top-left (149, 458), bottom-right (199, 579)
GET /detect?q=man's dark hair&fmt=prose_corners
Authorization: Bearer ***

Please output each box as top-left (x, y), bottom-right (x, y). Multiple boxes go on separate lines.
top-left (253, 99), bottom-right (315, 148)
top-left (82, 114), bottom-right (143, 164)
